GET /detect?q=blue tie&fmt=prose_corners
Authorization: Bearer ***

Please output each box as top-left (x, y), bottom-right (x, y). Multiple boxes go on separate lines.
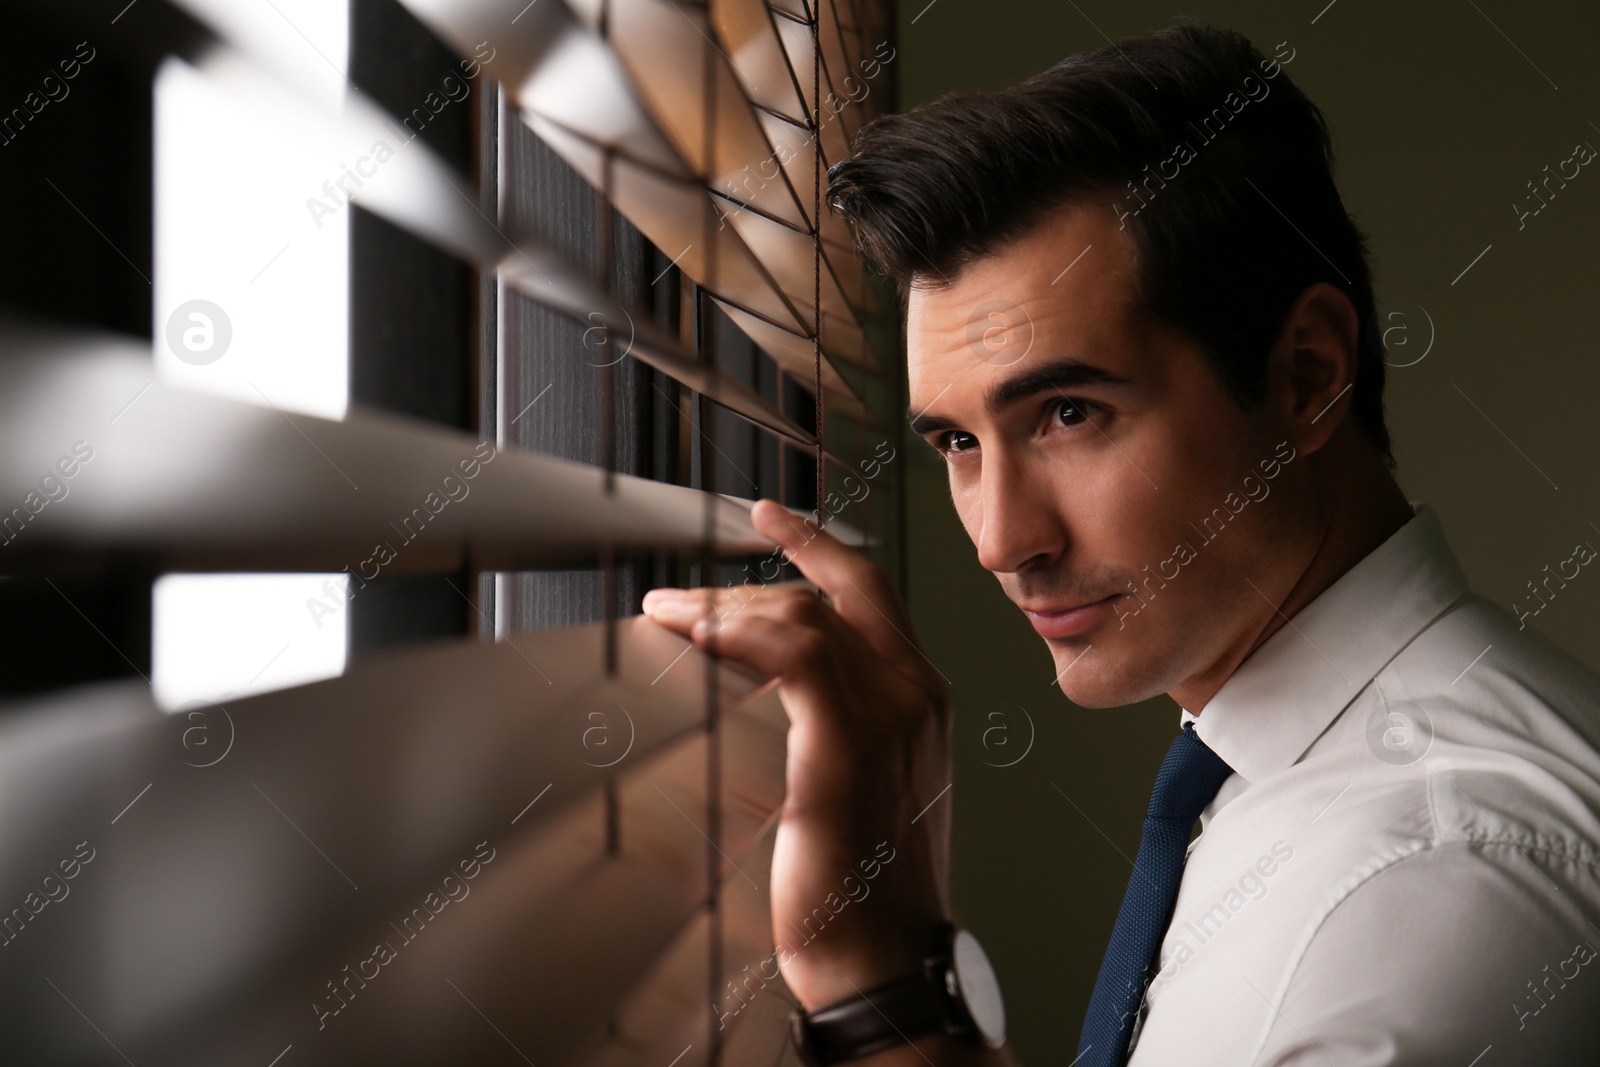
top-left (1076, 723), bottom-right (1234, 1066)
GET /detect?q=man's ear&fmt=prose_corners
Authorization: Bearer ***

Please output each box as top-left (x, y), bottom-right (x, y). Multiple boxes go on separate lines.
top-left (1273, 282), bottom-right (1360, 457)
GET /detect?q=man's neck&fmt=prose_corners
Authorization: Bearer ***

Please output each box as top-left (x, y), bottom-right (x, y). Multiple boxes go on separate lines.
top-left (1171, 441), bottom-right (1414, 715)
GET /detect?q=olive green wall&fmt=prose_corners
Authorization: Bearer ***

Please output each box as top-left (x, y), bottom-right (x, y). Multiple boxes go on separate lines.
top-left (892, 2), bottom-right (1600, 1059)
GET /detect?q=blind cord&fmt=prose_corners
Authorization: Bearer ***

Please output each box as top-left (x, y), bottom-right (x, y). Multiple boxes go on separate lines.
top-left (812, 3), bottom-right (825, 525)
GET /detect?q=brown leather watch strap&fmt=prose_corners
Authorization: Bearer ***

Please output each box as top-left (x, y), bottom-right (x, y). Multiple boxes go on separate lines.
top-left (789, 923), bottom-right (961, 1066)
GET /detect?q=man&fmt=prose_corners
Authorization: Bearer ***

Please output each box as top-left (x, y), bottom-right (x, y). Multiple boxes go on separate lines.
top-left (644, 19), bottom-right (1600, 1066)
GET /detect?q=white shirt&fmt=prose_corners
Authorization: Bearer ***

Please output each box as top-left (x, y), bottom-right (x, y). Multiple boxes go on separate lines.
top-left (1125, 502), bottom-right (1600, 1065)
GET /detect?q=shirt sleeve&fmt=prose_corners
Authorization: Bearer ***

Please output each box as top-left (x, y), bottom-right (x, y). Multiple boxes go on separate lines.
top-left (1254, 839), bottom-right (1600, 1066)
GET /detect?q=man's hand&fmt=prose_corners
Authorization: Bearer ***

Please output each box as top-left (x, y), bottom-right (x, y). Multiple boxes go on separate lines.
top-left (642, 498), bottom-right (954, 1012)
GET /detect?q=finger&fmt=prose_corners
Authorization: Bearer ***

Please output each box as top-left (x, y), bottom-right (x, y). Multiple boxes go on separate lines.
top-left (690, 612), bottom-right (943, 818)
top-left (641, 581), bottom-right (818, 633)
top-left (685, 612), bottom-right (821, 680)
top-left (682, 613), bottom-right (846, 723)
top-left (749, 499), bottom-right (924, 671)
top-left (643, 575), bottom-right (939, 695)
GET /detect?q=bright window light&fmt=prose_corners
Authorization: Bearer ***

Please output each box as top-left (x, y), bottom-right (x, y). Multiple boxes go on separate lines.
top-left (152, 0), bottom-right (351, 709)
top-left (152, 574), bottom-right (349, 711)
top-left (153, 51), bottom-right (348, 419)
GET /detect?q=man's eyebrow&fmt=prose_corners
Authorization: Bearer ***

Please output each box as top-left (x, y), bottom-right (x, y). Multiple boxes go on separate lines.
top-left (907, 357), bottom-right (1132, 434)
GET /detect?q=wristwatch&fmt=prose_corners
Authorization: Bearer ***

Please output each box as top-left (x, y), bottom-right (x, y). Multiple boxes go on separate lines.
top-left (789, 923), bottom-right (1006, 1065)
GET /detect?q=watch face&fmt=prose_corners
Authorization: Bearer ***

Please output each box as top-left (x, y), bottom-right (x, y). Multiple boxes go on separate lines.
top-left (952, 929), bottom-right (1006, 1046)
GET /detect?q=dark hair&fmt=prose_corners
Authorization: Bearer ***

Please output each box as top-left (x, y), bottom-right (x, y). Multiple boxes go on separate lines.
top-left (827, 19), bottom-right (1393, 465)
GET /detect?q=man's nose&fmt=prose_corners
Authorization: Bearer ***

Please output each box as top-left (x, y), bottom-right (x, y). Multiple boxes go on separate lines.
top-left (974, 450), bottom-right (1067, 574)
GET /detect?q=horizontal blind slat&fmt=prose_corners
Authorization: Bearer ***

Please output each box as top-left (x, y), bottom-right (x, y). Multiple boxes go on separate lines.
top-left (396, 0), bottom-right (880, 403)
top-left (0, 326), bottom-right (873, 567)
top-left (131, 11), bottom-right (862, 439)
top-left (0, 616), bottom-right (786, 1061)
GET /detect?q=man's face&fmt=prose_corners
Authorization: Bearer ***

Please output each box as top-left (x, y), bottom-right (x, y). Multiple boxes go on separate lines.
top-left (907, 201), bottom-right (1313, 709)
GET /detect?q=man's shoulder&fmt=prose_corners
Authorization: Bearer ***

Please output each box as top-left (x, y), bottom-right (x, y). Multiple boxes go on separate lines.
top-left (1148, 586), bottom-right (1600, 1063)
top-left (1396, 590), bottom-right (1600, 815)
top-left (1321, 588), bottom-right (1600, 891)
top-left (1399, 589), bottom-right (1600, 722)
top-left (1241, 587), bottom-right (1600, 897)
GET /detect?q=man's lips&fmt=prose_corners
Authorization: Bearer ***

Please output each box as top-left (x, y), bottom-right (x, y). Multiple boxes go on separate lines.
top-left (1021, 595), bottom-right (1119, 639)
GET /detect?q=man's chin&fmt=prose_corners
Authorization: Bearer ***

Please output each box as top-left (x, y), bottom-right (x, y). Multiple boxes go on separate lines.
top-left (1048, 645), bottom-right (1161, 708)
top-left (1054, 679), bottom-right (1130, 709)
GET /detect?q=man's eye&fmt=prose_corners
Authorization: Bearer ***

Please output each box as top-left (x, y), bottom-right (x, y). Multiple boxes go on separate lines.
top-left (1057, 397), bottom-right (1094, 426)
top-left (942, 431), bottom-right (978, 454)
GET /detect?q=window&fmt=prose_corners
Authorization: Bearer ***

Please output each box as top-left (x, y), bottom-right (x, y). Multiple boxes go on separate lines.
top-left (0, 0), bottom-right (898, 1059)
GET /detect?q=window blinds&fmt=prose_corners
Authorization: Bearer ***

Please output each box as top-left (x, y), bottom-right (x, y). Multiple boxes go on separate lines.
top-left (0, 0), bottom-right (898, 1063)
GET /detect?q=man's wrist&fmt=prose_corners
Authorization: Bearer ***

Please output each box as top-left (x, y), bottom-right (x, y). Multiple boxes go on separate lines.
top-left (784, 915), bottom-right (949, 1011)
top-left (788, 923), bottom-right (1006, 1066)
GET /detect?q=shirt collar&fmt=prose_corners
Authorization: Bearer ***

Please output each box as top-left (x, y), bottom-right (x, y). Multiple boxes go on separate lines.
top-left (1183, 502), bottom-right (1471, 785)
